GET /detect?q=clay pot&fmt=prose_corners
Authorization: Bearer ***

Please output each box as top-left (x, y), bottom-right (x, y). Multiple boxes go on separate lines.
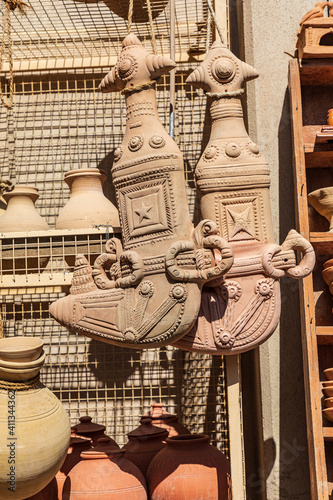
top-left (71, 416), bottom-right (118, 447)
top-left (101, 0), bottom-right (168, 23)
top-left (322, 380), bottom-right (333, 387)
top-left (23, 478), bottom-right (58, 500)
top-left (323, 258), bottom-right (333, 296)
top-left (323, 386), bottom-right (333, 397)
top-left (55, 169), bottom-right (119, 230)
top-left (122, 418), bottom-right (168, 477)
top-left (0, 336), bottom-right (43, 362)
top-left (141, 403), bottom-right (190, 437)
top-left (62, 437), bottom-right (147, 499)
top-left (147, 434), bottom-right (231, 500)
top-left (0, 336), bottom-right (71, 500)
top-left (323, 407), bottom-right (333, 423)
top-left (324, 397), bottom-right (333, 408)
top-left (0, 185), bottom-right (49, 233)
top-left (308, 187), bottom-right (333, 232)
top-left (328, 109), bottom-right (333, 127)
top-left (0, 195), bottom-right (6, 217)
top-left (324, 367), bottom-right (333, 380)
top-left (56, 431), bottom-right (92, 500)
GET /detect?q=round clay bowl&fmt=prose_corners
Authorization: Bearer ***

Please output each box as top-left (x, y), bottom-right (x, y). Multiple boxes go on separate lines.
top-left (322, 266), bottom-right (333, 285)
top-left (0, 351), bottom-right (45, 381)
top-left (323, 407), bottom-right (333, 422)
top-left (322, 380), bottom-right (333, 387)
top-left (324, 368), bottom-right (333, 380)
top-left (323, 387), bottom-right (333, 398)
top-left (324, 397), bottom-right (333, 408)
top-left (0, 336), bottom-right (44, 362)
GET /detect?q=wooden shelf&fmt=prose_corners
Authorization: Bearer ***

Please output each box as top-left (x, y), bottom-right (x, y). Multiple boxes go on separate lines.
top-left (300, 60), bottom-right (333, 85)
top-left (317, 326), bottom-right (333, 345)
top-left (305, 150), bottom-right (333, 168)
top-left (310, 233), bottom-right (333, 254)
top-left (323, 427), bottom-right (333, 441)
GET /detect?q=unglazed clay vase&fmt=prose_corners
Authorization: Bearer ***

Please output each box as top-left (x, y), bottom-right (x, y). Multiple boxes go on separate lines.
top-left (55, 169), bottom-right (120, 230)
top-left (141, 404), bottom-right (190, 437)
top-left (147, 434), bottom-right (231, 500)
top-left (50, 34), bottom-right (234, 349)
top-left (0, 186), bottom-right (49, 233)
top-left (0, 336), bottom-right (71, 500)
top-left (122, 418), bottom-right (167, 477)
top-left (173, 42), bottom-right (315, 355)
top-left (56, 431), bottom-right (92, 500)
top-left (62, 437), bottom-right (147, 499)
top-left (72, 416), bottom-right (118, 447)
top-left (308, 187), bottom-right (333, 231)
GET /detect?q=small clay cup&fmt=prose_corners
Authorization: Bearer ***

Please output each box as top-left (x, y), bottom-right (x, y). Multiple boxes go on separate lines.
top-left (324, 368), bottom-right (333, 380)
top-left (0, 336), bottom-right (43, 362)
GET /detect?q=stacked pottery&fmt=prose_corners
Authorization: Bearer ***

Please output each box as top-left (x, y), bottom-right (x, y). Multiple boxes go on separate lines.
top-left (0, 336), bottom-right (71, 500)
top-left (147, 434), bottom-right (231, 500)
top-left (71, 415), bottom-right (118, 447)
top-left (322, 258), bottom-right (333, 312)
top-left (322, 367), bottom-right (333, 422)
top-left (55, 169), bottom-right (119, 230)
top-left (308, 187), bottom-right (333, 232)
top-left (62, 437), bottom-right (148, 499)
top-left (122, 418), bottom-right (168, 478)
top-left (141, 403), bottom-right (190, 437)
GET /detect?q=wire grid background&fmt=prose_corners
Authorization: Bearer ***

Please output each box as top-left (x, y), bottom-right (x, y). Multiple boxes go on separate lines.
top-left (0, 0), bottom-right (230, 454)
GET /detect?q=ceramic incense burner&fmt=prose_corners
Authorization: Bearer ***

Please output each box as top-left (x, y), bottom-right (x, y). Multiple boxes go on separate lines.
top-left (49, 35), bottom-right (234, 349)
top-left (174, 42), bottom-right (315, 355)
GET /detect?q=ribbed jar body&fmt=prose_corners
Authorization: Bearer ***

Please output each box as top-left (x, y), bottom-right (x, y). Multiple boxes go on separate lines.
top-left (147, 434), bottom-right (231, 500)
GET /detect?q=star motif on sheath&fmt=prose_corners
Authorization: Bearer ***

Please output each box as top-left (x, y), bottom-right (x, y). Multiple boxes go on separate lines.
top-left (135, 201), bottom-right (153, 223)
top-left (227, 206), bottom-right (254, 238)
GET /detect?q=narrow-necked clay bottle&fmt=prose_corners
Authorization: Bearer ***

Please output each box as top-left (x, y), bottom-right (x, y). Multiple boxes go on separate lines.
top-left (122, 418), bottom-right (168, 478)
top-left (71, 415), bottom-right (118, 447)
top-left (0, 336), bottom-right (71, 500)
top-left (147, 434), bottom-right (231, 500)
top-left (55, 168), bottom-right (119, 230)
top-left (62, 437), bottom-right (148, 499)
top-left (56, 431), bottom-right (92, 500)
top-left (0, 185), bottom-right (49, 232)
top-left (141, 403), bottom-right (190, 437)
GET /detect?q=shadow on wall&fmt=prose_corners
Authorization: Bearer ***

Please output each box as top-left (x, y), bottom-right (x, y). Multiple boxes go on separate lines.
top-left (278, 88), bottom-right (311, 499)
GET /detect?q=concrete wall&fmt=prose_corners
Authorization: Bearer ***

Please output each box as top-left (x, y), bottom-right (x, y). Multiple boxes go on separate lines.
top-left (237, 1), bottom-right (316, 498)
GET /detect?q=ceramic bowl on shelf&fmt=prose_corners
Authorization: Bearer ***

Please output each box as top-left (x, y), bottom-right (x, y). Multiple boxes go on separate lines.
top-left (0, 337), bottom-right (44, 362)
top-left (324, 397), bottom-right (333, 408)
top-left (323, 407), bottom-right (333, 423)
top-left (323, 387), bottom-right (333, 398)
top-left (322, 380), bottom-right (333, 387)
top-left (323, 368), bottom-right (333, 380)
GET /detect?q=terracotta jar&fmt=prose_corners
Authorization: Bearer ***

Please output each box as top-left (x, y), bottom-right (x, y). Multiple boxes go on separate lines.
top-left (55, 169), bottom-right (119, 230)
top-left (71, 416), bottom-right (118, 447)
top-left (56, 431), bottom-right (92, 500)
top-left (147, 434), bottom-right (231, 500)
top-left (0, 336), bottom-right (71, 500)
top-left (141, 403), bottom-right (190, 437)
top-left (62, 437), bottom-right (148, 499)
top-left (0, 185), bottom-right (49, 232)
top-left (122, 418), bottom-right (168, 477)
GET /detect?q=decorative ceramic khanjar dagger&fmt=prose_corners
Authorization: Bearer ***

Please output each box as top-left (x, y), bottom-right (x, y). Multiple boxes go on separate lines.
top-left (173, 42), bottom-right (315, 355)
top-left (49, 35), bottom-right (234, 349)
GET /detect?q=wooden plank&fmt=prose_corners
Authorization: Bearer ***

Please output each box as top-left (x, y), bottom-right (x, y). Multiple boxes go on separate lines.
top-left (317, 327), bottom-right (333, 345)
top-left (289, 58), bottom-right (329, 500)
top-left (310, 233), bottom-right (333, 255)
top-left (300, 60), bottom-right (333, 85)
top-left (323, 427), bottom-right (333, 441)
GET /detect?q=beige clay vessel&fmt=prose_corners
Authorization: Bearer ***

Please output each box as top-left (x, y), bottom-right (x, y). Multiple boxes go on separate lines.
top-left (323, 407), bottom-right (333, 423)
top-left (0, 186), bottom-right (49, 233)
top-left (0, 336), bottom-right (71, 500)
top-left (0, 337), bottom-right (43, 362)
top-left (55, 168), bottom-right (120, 230)
top-left (308, 187), bottom-right (333, 232)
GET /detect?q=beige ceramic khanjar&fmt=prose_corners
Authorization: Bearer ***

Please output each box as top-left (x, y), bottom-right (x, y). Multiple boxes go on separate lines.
top-left (141, 403), bottom-right (190, 437)
top-left (49, 34), bottom-right (234, 349)
top-left (55, 168), bottom-right (120, 230)
top-left (0, 336), bottom-right (71, 500)
top-left (62, 437), bottom-right (147, 499)
top-left (173, 42), bottom-right (315, 355)
top-left (147, 434), bottom-right (231, 500)
top-left (0, 185), bottom-right (49, 232)
top-left (122, 418), bottom-right (167, 477)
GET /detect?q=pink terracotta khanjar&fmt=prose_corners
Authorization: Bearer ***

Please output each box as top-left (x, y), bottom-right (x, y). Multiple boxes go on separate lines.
top-left (62, 437), bottom-right (147, 499)
top-left (147, 434), bottom-right (231, 500)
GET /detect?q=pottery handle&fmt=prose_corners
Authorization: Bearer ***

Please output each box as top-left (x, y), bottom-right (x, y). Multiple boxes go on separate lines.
top-left (281, 229), bottom-right (315, 279)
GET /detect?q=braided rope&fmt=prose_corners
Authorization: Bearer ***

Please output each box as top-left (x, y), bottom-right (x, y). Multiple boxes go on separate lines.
top-left (127, 0), bottom-right (134, 35)
top-left (146, 0), bottom-right (157, 54)
top-left (121, 80), bottom-right (156, 95)
top-left (0, 375), bottom-right (40, 390)
top-left (205, 88), bottom-right (244, 99)
top-left (205, 0), bottom-right (225, 45)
